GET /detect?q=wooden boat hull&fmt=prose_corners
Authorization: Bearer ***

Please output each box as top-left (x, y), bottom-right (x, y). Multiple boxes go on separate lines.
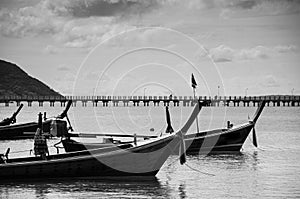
top-left (183, 123), bottom-right (254, 154)
top-left (0, 135), bottom-right (179, 180)
top-left (62, 123), bottom-right (254, 155)
top-left (0, 121), bottom-right (51, 140)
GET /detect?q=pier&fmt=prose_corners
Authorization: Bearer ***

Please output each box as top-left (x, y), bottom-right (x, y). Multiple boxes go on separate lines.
top-left (0, 95), bottom-right (299, 107)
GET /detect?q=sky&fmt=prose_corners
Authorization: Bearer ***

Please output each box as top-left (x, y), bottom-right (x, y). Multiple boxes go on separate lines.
top-left (0, 0), bottom-right (299, 97)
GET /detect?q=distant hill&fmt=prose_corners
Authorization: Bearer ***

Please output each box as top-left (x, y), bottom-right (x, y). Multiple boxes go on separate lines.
top-left (0, 59), bottom-right (62, 97)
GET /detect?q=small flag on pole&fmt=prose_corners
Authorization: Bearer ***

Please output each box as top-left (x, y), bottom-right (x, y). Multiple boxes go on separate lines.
top-left (191, 73), bottom-right (197, 89)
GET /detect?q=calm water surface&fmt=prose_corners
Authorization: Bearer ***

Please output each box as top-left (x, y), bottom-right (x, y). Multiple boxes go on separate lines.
top-left (0, 104), bottom-right (299, 198)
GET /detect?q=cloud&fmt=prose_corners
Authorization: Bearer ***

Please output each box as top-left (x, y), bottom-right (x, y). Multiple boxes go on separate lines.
top-left (55, 17), bottom-right (135, 48)
top-left (251, 0), bottom-right (300, 15)
top-left (0, 3), bottom-right (137, 48)
top-left (0, 1), bottom-right (125, 38)
top-left (209, 45), bottom-right (269, 62)
top-left (209, 44), bottom-right (298, 62)
top-left (0, 3), bottom-right (64, 37)
top-left (38, 0), bottom-right (160, 18)
top-left (37, 0), bottom-right (300, 19)
top-left (209, 45), bottom-right (235, 62)
top-left (274, 45), bottom-right (298, 53)
top-left (221, 0), bottom-right (300, 18)
top-left (57, 64), bottom-right (72, 72)
top-left (238, 46), bottom-right (269, 59)
top-left (1, 0), bottom-right (299, 49)
top-left (44, 45), bottom-right (61, 54)
top-left (0, 0), bottom-right (40, 9)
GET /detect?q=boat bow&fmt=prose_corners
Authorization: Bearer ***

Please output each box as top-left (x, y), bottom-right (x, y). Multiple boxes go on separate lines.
top-left (250, 101), bottom-right (266, 147)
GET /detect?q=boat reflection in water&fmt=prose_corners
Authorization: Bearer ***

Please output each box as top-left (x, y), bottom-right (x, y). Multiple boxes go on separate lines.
top-left (0, 177), bottom-right (173, 198)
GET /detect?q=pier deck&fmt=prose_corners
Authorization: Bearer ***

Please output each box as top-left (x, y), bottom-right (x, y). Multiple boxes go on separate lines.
top-left (0, 95), bottom-right (299, 107)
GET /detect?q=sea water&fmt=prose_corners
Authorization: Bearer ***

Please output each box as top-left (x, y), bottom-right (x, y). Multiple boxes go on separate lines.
top-left (0, 103), bottom-right (299, 198)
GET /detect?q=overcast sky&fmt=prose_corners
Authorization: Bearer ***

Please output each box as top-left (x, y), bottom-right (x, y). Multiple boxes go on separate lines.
top-left (0, 0), bottom-right (299, 96)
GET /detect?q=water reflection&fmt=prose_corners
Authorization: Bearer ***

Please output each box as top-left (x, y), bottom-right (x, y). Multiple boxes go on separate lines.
top-left (0, 177), bottom-right (172, 198)
top-left (178, 183), bottom-right (186, 199)
top-left (189, 151), bottom-right (261, 170)
top-left (250, 151), bottom-right (259, 170)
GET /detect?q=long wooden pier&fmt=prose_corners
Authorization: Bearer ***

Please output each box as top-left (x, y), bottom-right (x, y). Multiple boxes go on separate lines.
top-left (0, 95), bottom-right (299, 107)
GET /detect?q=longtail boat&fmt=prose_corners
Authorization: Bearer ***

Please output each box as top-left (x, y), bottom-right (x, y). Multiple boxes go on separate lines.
top-left (62, 101), bottom-right (266, 155)
top-left (181, 101), bottom-right (265, 154)
top-left (0, 101), bottom-right (202, 180)
top-left (0, 101), bottom-right (72, 140)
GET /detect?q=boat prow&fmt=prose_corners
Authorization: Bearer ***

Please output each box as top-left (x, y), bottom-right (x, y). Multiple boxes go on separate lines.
top-left (182, 101), bottom-right (266, 154)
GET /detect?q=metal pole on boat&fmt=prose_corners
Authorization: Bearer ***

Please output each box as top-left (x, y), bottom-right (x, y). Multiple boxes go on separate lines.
top-left (191, 73), bottom-right (200, 134)
top-left (133, 133), bottom-right (137, 146)
top-left (193, 88), bottom-right (200, 134)
top-left (38, 112), bottom-right (43, 129)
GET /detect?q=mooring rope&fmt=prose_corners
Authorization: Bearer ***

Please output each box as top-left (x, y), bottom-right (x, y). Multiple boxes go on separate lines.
top-left (185, 163), bottom-right (215, 176)
top-left (167, 156), bottom-right (215, 176)
top-left (167, 156), bottom-right (179, 167)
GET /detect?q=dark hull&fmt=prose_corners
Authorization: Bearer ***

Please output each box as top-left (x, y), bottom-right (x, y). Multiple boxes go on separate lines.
top-left (63, 123), bottom-right (254, 155)
top-left (0, 134), bottom-right (179, 180)
top-left (0, 121), bottom-right (51, 140)
top-left (183, 123), bottom-right (254, 155)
